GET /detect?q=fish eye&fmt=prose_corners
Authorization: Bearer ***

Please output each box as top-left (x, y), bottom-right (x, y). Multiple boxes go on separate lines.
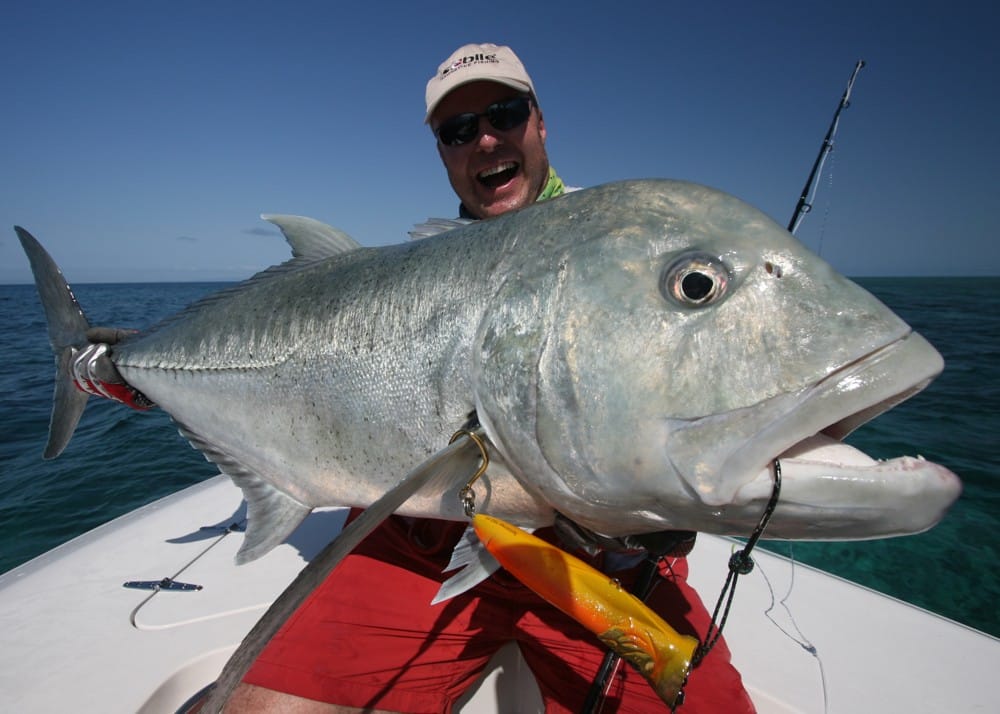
top-left (660, 252), bottom-right (730, 307)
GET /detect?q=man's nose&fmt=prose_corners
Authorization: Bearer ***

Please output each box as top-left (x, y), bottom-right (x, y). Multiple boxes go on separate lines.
top-left (474, 129), bottom-right (502, 151)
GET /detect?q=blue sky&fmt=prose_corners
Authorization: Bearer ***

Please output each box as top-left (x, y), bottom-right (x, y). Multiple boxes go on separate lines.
top-left (1, 0), bottom-right (997, 283)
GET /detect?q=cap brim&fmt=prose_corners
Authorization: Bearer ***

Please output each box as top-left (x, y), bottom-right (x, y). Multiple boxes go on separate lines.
top-left (424, 77), bottom-right (533, 123)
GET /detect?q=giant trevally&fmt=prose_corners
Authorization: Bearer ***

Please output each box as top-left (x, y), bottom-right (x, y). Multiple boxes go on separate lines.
top-left (15, 179), bottom-right (961, 568)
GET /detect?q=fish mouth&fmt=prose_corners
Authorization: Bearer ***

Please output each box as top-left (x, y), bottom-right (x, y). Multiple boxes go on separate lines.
top-left (477, 161), bottom-right (519, 189)
top-left (725, 331), bottom-right (962, 538)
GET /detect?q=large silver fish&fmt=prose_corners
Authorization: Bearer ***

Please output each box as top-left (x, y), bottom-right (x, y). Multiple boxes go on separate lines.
top-left (16, 180), bottom-right (961, 565)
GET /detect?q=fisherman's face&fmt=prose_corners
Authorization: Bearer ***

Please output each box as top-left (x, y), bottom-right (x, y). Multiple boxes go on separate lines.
top-left (432, 81), bottom-right (549, 219)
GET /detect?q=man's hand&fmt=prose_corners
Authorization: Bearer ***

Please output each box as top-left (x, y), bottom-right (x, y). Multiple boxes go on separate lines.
top-left (70, 333), bottom-right (154, 410)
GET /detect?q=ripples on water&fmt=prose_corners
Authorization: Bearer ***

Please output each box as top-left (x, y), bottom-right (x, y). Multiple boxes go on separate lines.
top-left (0, 277), bottom-right (997, 637)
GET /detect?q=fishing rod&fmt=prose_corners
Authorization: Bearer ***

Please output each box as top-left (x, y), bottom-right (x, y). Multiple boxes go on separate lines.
top-left (788, 59), bottom-right (865, 234)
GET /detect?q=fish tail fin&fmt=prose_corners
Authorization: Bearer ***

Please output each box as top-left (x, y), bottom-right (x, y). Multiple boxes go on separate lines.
top-left (15, 226), bottom-right (92, 459)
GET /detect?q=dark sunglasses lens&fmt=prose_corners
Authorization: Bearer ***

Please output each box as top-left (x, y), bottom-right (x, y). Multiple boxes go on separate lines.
top-left (488, 97), bottom-right (532, 130)
top-left (437, 98), bottom-right (532, 146)
top-left (438, 113), bottom-right (479, 146)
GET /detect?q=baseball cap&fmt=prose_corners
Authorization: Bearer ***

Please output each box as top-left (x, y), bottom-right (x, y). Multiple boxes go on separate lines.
top-left (425, 43), bottom-right (536, 123)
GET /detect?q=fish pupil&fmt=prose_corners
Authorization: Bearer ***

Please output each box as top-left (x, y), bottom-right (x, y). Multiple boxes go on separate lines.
top-left (682, 272), bottom-right (714, 301)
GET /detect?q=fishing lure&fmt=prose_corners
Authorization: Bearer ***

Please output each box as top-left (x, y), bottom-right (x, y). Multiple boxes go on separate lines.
top-left (472, 513), bottom-right (698, 706)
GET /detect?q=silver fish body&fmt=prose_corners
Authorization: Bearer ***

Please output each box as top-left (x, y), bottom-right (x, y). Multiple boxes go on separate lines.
top-left (17, 180), bottom-right (962, 562)
top-left (115, 216), bottom-right (553, 538)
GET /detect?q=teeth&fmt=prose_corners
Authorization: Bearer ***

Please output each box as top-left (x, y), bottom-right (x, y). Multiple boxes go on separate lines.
top-left (478, 162), bottom-right (517, 179)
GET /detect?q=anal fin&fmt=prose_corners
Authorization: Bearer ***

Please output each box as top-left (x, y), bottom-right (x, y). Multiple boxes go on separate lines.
top-left (231, 475), bottom-right (311, 564)
top-left (175, 421), bottom-right (310, 564)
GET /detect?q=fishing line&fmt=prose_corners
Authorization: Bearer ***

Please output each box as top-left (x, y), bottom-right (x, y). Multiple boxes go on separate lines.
top-left (814, 150), bottom-right (837, 259)
top-left (758, 552), bottom-right (830, 714)
top-left (693, 459), bottom-right (782, 667)
top-left (586, 465), bottom-right (782, 713)
top-left (127, 520), bottom-right (246, 629)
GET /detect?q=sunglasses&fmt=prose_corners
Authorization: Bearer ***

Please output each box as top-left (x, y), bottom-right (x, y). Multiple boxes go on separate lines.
top-left (435, 96), bottom-right (534, 147)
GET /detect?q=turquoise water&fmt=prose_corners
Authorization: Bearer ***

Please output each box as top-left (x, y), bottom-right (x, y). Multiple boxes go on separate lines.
top-left (761, 277), bottom-right (1000, 636)
top-left (1, 278), bottom-right (997, 637)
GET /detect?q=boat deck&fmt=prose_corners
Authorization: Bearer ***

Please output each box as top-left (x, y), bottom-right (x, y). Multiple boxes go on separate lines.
top-left (0, 475), bottom-right (995, 712)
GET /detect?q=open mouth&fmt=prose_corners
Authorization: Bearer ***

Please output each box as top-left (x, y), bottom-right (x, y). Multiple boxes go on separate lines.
top-left (478, 162), bottom-right (519, 189)
top-left (725, 332), bottom-right (961, 536)
top-left (674, 332), bottom-right (950, 512)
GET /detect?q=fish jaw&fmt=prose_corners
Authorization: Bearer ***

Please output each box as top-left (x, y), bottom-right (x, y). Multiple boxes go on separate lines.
top-left (734, 436), bottom-right (962, 539)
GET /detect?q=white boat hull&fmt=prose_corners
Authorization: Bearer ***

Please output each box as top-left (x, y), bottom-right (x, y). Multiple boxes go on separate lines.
top-left (0, 475), bottom-right (995, 712)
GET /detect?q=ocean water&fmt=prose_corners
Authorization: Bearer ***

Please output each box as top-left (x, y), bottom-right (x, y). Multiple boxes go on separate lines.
top-left (0, 278), bottom-right (997, 638)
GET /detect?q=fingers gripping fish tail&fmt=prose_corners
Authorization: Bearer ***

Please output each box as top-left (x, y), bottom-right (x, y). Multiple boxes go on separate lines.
top-left (68, 342), bottom-right (154, 410)
top-left (15, 227), bottom-right (151, 459)
top-left (472, 514), bottom-right (698, 708)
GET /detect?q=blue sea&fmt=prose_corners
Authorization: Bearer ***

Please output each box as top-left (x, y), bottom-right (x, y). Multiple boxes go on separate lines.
top-left (1, 278), bottom-right (998, 638)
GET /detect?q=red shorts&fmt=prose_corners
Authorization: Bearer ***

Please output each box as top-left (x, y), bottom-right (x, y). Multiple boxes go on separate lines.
top-left (244, 515), bottom-right (755, 713)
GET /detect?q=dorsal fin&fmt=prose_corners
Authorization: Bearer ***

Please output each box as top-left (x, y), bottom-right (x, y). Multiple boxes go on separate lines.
top-left (134, 216), bottom-right (363, 335)
top-left (261, 214), bottom-right (361, 258)
top-left (408, 217), bottom-right (474, 240)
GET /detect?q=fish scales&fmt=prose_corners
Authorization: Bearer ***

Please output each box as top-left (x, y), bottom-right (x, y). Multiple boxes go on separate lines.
top-left (114, 224), bottom-right (538, 523)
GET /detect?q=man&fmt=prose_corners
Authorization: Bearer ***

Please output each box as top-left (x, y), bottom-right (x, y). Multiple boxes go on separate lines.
top-left (228, 43), bottom-right (755, 713)
top-left (425, 44), bottom-right (559, 220)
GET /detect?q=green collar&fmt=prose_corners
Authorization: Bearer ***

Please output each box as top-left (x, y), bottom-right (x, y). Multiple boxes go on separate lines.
top-left (536, 166), bottom-right (566, 202)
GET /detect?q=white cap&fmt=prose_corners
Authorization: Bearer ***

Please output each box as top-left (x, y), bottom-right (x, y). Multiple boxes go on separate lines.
top-left (425, 43), bottom-right (536, 123)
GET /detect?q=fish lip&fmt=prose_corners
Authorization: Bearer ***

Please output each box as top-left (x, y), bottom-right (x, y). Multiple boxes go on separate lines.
top-left (722, 331), bottom-right (945, 497)
top-left (812, 337), bottom-right (938, 442)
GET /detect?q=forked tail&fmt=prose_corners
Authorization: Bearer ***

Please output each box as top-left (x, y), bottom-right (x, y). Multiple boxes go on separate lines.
top-left (16, 227), bottom-right (92, 459)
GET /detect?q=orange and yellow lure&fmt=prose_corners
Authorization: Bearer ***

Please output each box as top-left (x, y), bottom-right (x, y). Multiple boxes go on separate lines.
top-left (472, 513), bottom-right (698, 707)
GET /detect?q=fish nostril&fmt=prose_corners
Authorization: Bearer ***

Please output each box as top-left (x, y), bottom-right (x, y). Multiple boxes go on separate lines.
top-left (764, 261), bottom-right (783, 278)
